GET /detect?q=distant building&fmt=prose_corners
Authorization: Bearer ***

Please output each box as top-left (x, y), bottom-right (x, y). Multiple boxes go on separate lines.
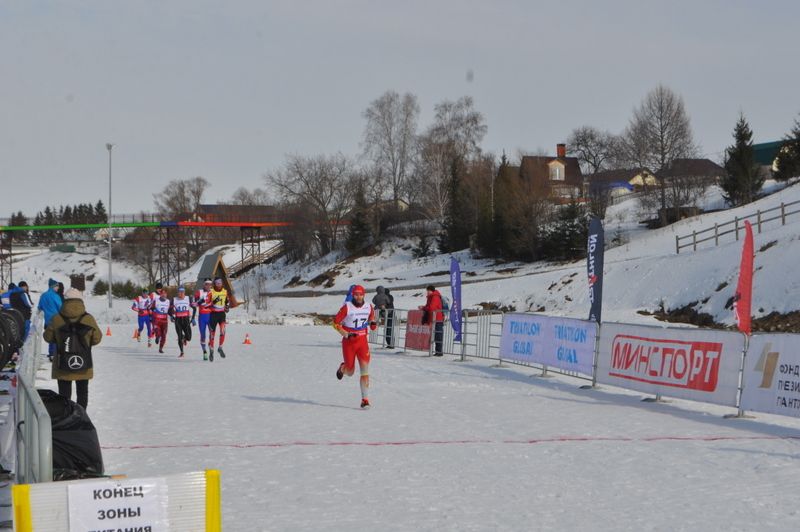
top-left (587, 167), bottom-right (657, 198)
top-left (657, 158), bottom-right (725, 185)
top-left (753, 140), bottom-right (785, 176)
top-left (517, 144), bottom-right (584, 201)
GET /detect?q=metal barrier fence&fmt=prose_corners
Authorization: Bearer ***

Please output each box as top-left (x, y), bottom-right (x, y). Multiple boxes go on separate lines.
top-left (16, 312), bottom-right (53, 484)
top-left (367, 309), bottom-right (593, 383)
top-left (368, 309), bottom-right (504, 359)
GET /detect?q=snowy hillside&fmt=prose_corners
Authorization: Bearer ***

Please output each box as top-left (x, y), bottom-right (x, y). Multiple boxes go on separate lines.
top-left (238, 180), bottom-right (800, 327)
top-left (10, 180), bottom-right (800, 329)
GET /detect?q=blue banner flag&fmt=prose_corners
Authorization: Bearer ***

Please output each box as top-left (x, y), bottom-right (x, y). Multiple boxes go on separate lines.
top-left (449, 257), bottom-right (463, 341)
top-left (587, 216), bottom-right (604, 323)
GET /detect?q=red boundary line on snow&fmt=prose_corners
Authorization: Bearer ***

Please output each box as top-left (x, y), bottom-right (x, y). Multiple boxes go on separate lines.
top-left (103, 434), bottom-right (800, 451)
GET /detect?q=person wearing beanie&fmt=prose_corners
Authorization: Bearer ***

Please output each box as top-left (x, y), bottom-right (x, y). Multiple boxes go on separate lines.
top-left (43, 288), bottom-right (102, 409)
top-left (10, 281), bottom-right (34, 341)
top-left (38, 278), bottom-right (64, 360)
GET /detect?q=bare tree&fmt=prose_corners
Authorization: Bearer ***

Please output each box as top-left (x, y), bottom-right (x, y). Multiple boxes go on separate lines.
top-left (266, 153), bottom-right (355, 255)
top-left (412, 96), bottom-right (487, 221)
top-left (622, 85), bottom-right (699, 226)
top-left (362, 91), bottom-right (420, 204)
top-left (567, 126), bottom-right (620, 174)
top-left (427, 96), bottom-right (487, 160)
top-left (153, 176), bottom-right (209, 219)
top-left (152, 176), bottom-right (210, 269)
top-left (228, 186), bottom-right (271, 206)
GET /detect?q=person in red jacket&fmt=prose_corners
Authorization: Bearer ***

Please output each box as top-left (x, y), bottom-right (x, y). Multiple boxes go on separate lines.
top-left (420, 285), bottom-right (444, 356)
top-left (332, 285), bottom-right (377, 409)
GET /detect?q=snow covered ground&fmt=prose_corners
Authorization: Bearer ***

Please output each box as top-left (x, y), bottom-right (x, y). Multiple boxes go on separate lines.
top-left (27, 323), bottom-right (800, 530)
top-left (8, 180), bottom-right (800, 529)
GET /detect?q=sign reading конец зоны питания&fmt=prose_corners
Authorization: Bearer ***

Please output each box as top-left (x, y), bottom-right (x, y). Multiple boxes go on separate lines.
top-left (499, 313), bottom-right (597, 376)
top-left (68, 476), bottom-right (168, 531)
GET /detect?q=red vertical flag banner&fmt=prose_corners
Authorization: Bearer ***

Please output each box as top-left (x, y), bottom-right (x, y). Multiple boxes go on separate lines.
top-left (734, 220), bottom-right (754, 335)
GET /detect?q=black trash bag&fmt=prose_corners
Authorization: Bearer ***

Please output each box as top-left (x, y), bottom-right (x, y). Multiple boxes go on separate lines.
top-left (37, 389), bottom-right (104, 481)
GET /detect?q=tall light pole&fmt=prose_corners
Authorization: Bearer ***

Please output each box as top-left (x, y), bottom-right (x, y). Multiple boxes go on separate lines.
top-left (106, 143), bottom-right (114, 309)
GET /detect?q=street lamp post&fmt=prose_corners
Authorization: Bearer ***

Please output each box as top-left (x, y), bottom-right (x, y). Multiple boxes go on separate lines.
top-left (106, 143), bottom-right (114, 309)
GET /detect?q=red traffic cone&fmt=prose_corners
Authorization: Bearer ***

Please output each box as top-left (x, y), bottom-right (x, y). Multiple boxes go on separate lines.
top-left (106, 327), bottom-right (112, 337)
top-left (243, 334), bottom-right (252, 345)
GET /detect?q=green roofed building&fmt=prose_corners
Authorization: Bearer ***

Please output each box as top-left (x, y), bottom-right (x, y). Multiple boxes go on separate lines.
top-left (753, 140), bottom-right (785, 171)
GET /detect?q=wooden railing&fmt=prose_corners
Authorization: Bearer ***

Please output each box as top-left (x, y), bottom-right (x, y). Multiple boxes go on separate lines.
top-left (675, 199), bottom-right (800, 253)
top-left (228, 242), bottom-right (284, 276)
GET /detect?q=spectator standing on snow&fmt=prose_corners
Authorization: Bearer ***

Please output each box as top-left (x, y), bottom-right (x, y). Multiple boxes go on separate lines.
top-left (419, 285), bottom-right (444, 356)
top-left (10, 281), bottom-right (34, 341)
top-left (44, 288), bottom-right (102, 410)
top-left (333, 285), bottom-right (377, 409)
top-left (372, 286), bottom-right (395, 349)
top-left (56, 282), bottom-right (65, 303)
top-left (38, 278), bottom-right (63, 359)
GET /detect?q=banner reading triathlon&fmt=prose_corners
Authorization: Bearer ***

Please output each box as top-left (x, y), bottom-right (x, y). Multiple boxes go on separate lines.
top-left (596, 322), bottom-right (745, 407)
top-left (449, 257), bottom-right (463, 342)
top-left (404, 310), bottom-right (432, 352)
top-left (741, 334), bottom-right (800, 418)
top-left (499, 313), bottom-right (596, 376)
top-left (587, 216), bottom-right (604, 323)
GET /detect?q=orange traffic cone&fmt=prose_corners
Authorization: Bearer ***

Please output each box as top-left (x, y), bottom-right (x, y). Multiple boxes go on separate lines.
top-left (106, 327), bottom-right (112, 337)
top-left (243, 334), bottom-right (252, 345)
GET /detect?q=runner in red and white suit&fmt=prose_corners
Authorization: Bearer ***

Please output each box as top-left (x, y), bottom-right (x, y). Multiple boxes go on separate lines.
top-left (332, 285), bottom-right (377, 409)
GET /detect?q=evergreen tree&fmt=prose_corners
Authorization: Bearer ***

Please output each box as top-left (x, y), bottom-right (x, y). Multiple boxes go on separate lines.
top-left (33, 212), bottom-right (44, 244)
top-left (43, 206), bottom-right (55, 225)
top-left (8, 211), bottom-right (28, 241)
top-left (721, 114), bottom-right (763, 206)
top-left (345, 184), bottom-right (373, 253)
top-left (62, 205), bottom-right (73, 225)
top-left (94, 200), bottom-right (108, 224)
top-left (439, 157), bottom-right (471, 252)
top-left (774, 116), bottom-right (800, 182)
top-left (541, 200), bottom-right (588, 260)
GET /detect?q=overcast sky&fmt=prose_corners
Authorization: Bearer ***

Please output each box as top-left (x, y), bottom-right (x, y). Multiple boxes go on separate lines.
top-left (2, 0), bottom-right (798, 217)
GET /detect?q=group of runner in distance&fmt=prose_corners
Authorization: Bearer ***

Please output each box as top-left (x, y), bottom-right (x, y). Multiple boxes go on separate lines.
top-left (130, 277), bottom-right (229, 361)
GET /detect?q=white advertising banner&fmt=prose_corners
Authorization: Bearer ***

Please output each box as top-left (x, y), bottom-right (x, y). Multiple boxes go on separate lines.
top-left (741, 334), bottom-right (800, 418)
top-left (499, 313), bottom-right (596, 376)
top-left (68, 476), bottom-right (169, 531)
top-left (596, 323), bottom-right (744, 407)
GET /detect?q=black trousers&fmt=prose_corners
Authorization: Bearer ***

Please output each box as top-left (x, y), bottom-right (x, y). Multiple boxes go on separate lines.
top-left (58, 379), bottom-right (89, 410)
top-left (433, 321), bottom-right (444, 355)
top-left (384, 309), bottom-right (395, 348)
top-left (174, 317), bottom-right (192, 350)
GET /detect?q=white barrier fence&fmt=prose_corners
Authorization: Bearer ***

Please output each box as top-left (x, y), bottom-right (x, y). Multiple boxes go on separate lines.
top-left (368, 308), bottom-right (800, 420)
top-left (16, 312), bottom-right (53, 484)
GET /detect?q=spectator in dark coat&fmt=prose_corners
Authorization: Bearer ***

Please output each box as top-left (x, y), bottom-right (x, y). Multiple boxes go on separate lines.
top-left (420, 285), bottom-right (444, 356)
top-left (43, 288), bottom-right (102, 409)
top-left (10, 281), bottom-right (34, 340)
top-left (372, 286), bottom-right (395, 349)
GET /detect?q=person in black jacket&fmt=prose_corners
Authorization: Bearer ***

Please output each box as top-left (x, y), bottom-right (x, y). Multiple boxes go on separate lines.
top-left (372, 286), bottom-right (395, 349)
top-left (10, 280), bottom-right (34, 341)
